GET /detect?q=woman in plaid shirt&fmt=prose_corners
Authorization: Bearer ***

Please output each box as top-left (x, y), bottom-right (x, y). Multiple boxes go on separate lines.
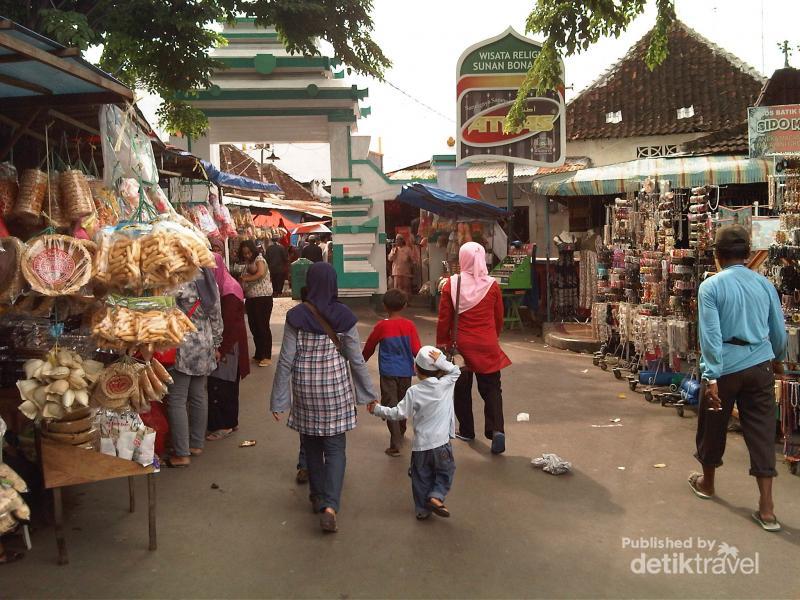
top-left (271, 263), bottom-right (377, 533)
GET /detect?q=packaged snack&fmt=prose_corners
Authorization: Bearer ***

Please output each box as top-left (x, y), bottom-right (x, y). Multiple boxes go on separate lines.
top-left (21, 234), bottom-right (93, 296)
top-left (0, 237), bottom-right (27, 304)
top-left (14, 168), bottom-right (47, 222)
top-left (0, 162), bottom-right (18, 216)
top-left (59, 169), bottom-right (95, 219)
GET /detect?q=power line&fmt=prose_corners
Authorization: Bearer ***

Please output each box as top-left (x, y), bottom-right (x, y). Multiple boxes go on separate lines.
top-left (383, 80), bottom-right (455, 123)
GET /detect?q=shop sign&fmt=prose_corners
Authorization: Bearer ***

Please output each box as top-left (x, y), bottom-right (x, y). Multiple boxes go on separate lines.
top-left (748, 104), bottom-right (800, 157)
top-left (456, 27), bottom-right (566, 167)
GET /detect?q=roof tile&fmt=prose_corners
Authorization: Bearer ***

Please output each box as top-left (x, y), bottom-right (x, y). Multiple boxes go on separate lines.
top-left (566, 21), bottom-right (765, 141)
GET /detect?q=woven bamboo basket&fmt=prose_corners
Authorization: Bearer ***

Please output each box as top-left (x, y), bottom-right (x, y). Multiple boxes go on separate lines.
top-left (21, 234), bottom-right (92, 296)
top-left (0, 237), bottom-right (26, 304)
top-left (13, 169), bottom-right (47, 222)
top-left (0, 164), bottom-right (18, 217)
top-left (59, 169), bottom-right (94, 220)
top-left (46, 173), bottom-right (69, 228)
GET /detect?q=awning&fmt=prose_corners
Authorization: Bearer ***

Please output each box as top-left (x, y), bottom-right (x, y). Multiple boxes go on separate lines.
top-left (533, 156), bottom-right (773, 197)
top-left (396, 183), bottom-right (508, 220)
top-left (201, 160), bottom-right (283, 194)
top-left (292, 221), bottom-right (331, 235)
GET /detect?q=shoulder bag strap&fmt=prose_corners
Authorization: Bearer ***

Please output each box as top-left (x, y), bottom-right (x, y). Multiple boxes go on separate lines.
top-left (303, 301), bottom-right (343, 351)
top-left (451, 275), bottom-right (461, 350)
top-left (186, 299), bottom-right (201, 319)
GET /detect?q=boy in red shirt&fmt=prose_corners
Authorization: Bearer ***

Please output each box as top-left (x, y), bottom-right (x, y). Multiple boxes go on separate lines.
top-left (363, 288), bottom-right (422, 456)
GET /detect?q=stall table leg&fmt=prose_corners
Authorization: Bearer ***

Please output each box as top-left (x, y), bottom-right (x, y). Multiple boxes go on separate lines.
top-left (147, 473), bottom-right (156, 551)
top-left (52, 488), bottom-right (68, 565)
top-left (128, 476), bottom-right (135, 513)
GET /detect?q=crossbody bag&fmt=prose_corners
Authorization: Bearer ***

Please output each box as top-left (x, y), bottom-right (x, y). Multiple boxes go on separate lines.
top-left (303, 301), bottom-right (343, 353)
top-left (447, 275), bottom-right (464, 366)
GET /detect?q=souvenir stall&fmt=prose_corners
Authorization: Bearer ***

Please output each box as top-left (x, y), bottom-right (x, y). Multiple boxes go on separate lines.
top-left (0, 20), bottom-right (226, 562)
top-left (764, 162), bottom-right (800, 473)
top-left (590, 177), bottom-right (725, 415)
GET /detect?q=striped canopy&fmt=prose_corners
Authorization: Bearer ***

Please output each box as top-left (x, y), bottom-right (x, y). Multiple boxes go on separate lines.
top-left (533, 156), bottom-right (773, 197)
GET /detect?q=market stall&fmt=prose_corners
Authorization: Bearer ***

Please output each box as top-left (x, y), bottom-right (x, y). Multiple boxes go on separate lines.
top-left (0, 19), bottom-right (227, 562)
top-left (394, 183), bottom-right (509, 301)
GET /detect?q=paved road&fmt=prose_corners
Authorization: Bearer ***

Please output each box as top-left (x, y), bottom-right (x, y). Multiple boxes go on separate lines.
top-left (4, 299), bottom-right (799, 598)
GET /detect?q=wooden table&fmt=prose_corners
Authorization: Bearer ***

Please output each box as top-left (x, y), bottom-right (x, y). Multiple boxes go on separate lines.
top-left (40, 438), bottom-right (156, 565)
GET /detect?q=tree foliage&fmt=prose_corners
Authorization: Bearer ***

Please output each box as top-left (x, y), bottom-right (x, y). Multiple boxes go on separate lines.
top-left (506, 0), bottom-right (675, 132)
top-left (2, 1), bottom-right (390, 137)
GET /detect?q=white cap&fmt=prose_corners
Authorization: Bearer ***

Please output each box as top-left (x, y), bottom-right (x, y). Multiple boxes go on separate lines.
top-left (415, 345), bottom-right (441, 371)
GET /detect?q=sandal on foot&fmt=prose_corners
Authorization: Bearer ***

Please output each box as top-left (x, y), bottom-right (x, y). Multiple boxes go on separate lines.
top-left (205, 429), bottom-right (233, 441)
top-left (426, 499), bottom-right (450, 518)
top-left (751, 511), bottom-right (781, 532)
top-left (0, 551), bottom-right (24, 565)
top-left (166, 456), bottom-right (190, 468)
top-left (385, 447), bottom-right (400, 457)
top-left (296, 468), bottom-right (309, 484)
top-left (688, 472), bottom-right (712, 499)
top-left (189, 448), bottom-right (203, 456)
top-left (320, 510), bottom-right (338, 533)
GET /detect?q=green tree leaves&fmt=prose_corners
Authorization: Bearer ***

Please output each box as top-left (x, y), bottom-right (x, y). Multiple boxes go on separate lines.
top-left (2, 1), bottom-right (390, 138)
top-left (505, 0), bottom-right (675, 132)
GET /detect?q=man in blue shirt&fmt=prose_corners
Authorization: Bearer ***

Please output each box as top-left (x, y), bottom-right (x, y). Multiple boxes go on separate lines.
top-left (689, 225), bottom-right (786, 532)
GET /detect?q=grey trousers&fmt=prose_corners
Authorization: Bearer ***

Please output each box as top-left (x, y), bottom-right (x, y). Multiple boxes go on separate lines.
top-left (167, 370), bottom-right (208, 458)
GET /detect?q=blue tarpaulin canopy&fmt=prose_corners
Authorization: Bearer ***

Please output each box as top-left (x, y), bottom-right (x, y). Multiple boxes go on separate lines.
top-left (396, 183), bottom-right (508, 220)
top-left (200, 159), bottom-right (283, 193)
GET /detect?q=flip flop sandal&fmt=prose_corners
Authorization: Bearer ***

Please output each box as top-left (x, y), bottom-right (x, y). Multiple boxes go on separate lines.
top-left (385, 447), bottom-right (400, 457)
top-left (0, 551), bottom-right (24, 565)
top-left (320, 511), bottom-right (338, 533)
top-left (751, 511), bottom-right (781, 532)
top-left (688, 472), bottom-right (712, 499)
top-left (166, 457), bottom-right (190, 468)
top-left (189, 448), bottom-right (203, 456)
top-left (205, 429), bottom-right (233, 441)
top-left (426, 500), bottom-right (450, 518)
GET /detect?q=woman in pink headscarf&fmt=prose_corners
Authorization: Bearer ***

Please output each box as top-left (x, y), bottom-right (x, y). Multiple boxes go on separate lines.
top-left (436, 242), bottom-right (511, 454)
top-left (206, 253), bottom-right (251, 441)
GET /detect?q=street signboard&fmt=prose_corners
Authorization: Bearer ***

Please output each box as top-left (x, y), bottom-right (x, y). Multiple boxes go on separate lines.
top-left (456, 27), bottom-right (566, 167)
top-left (748, 104), bottom-right (800, 157)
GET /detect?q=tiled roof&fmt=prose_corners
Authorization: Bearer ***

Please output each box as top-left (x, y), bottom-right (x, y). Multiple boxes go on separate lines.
top-left (755, 67), bottom-right (800, 107)
top-left (681, 123), bottom-right (749, 155)
top-left (682, 67), bottom-right (800, 155)
top-left (566, 20), bottom-right (766, 141)
top-left (218, 144), bottom-right (319, 203)
top-left (387, 158), bottom-right (590, 183)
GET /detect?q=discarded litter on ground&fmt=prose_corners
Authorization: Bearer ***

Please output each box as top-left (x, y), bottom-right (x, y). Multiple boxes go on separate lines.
top-left (653, 463), bottom-right (667, 468)
top-left (618, 466), bottom-right (626, 470)
top-left (531, 453), bottom-right (572, 475)
top-left (239, 440), bottom-right (257, 448)
top-left (610, 418), bottom-right (621, 423)
top-left (516, 412), bottom-right (530, 422)
top-left (617, 393), bottom-right (627, 399)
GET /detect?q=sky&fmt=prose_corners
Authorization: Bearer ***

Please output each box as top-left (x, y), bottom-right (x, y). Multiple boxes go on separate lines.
top-left (134, 0), bottom-right (800, 183)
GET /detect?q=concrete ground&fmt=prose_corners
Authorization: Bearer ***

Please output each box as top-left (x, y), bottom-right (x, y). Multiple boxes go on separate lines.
top-left (3, 298), bottom-right (800, 599)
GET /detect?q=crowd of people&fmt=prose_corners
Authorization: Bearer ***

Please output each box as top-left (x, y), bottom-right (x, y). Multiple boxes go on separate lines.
top-left (162, 223), bottom-right (785, 536)
top-left (269, 241), bottom-right (511, 532)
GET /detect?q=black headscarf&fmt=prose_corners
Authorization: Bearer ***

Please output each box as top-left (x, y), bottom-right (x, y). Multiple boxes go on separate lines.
top-left (286, 262), bottom-right (357, 333)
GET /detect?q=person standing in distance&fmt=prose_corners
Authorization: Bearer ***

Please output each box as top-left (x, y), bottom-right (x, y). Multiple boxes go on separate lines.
top-left (301, 235), bottom-right (324, 263)
top-left (265, 236), bottom-right (289, 296)
top-left (689, 224), bottom-right (787, 532)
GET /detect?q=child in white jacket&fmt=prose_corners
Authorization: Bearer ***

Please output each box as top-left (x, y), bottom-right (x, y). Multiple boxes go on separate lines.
top-left (368, 346), bottom-right (460, 519)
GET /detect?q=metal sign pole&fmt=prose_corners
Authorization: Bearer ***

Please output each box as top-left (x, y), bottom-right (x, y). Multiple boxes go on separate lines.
top-left (506, 162), bottom-right (515, 244)
top-left (545, 197), bottom-right (552, 323)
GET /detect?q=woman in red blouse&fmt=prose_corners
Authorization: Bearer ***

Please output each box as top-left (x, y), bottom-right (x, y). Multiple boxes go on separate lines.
top-left (437, 242), bottom-right (511, 454)
top-left (206, 253), bottom-right (251, 440)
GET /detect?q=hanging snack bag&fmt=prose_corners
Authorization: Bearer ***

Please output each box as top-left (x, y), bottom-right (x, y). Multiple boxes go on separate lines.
top-left (92, 361), bottom-right (141, 411)
top-left (59, 169), bottom-right (95, 220)
top-left (0, 237), bottom-right (28, 304)
top-left (93, 225), bottom-right (146, 292)
top-left (46, 172), bottom-right (70, 229)
top-left (89, 180), bottom-right (120, 228)
top-left (14, 168), bottom-right (47, 223)
top-left (0, 162), bottom-right (18, 216)
top-left (21, 234), bottom-right (93, 296)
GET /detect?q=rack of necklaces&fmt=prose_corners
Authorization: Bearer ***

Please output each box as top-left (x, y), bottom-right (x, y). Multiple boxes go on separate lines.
top-left (593, 178), bottom-right (719, 414)
top-left (765, 166), bottom-right (800, 472)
